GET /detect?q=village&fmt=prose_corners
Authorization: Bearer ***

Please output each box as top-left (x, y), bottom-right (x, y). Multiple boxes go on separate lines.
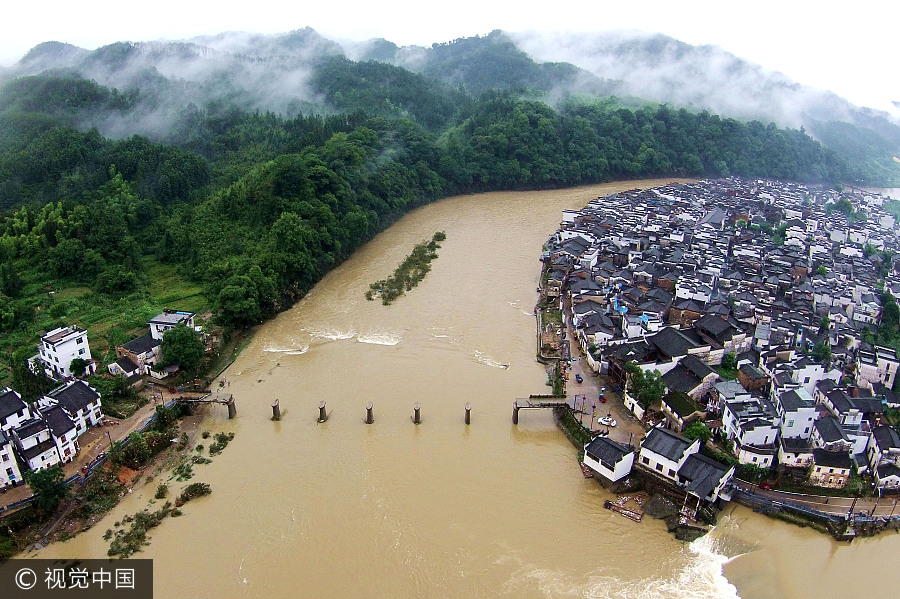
top-left (546, 177), bottom-right (900, 538)
top-left (0, 310), bottom-right (202, 509)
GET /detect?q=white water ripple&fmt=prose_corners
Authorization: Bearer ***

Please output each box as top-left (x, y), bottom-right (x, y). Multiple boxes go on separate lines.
top-left (357, 332), bottom-right (401, 346)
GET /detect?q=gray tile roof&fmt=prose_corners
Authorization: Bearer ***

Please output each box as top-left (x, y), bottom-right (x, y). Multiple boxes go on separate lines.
top-left (642, 426), bottom-right (693, 461)
top-left (0, 388), bottom-right (26, 422)
top-left (48, 381), bottom-right (100, 413)
top-left (678, 453), bottom-right (731, 499)
top-left (585, 437), bottom-right (634, 469)
top-left (122, 334), bottom-right (161, 355)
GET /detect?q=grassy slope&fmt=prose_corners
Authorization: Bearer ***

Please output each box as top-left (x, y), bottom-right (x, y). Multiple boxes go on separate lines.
top-left (0, 259), bottom-right (209, 384)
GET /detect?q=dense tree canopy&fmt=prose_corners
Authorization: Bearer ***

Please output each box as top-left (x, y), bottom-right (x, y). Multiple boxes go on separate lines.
top-left (161, 324), bottom-right (205, 376)
top-left (0, 64), bottom-right (882, 332)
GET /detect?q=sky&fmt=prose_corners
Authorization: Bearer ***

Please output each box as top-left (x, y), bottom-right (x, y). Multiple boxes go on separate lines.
top-left (2, 1), bottom-right (896, 114)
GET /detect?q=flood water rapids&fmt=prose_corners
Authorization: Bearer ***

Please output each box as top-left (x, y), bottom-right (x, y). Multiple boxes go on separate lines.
top-left (36, 181), bottom-right (900, 598)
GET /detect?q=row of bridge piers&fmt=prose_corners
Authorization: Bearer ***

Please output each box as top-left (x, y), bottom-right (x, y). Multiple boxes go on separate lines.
top-left (264, 397), bottom-right (560, 425)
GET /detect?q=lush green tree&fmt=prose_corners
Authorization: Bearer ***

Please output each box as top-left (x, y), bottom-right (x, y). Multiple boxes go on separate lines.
top-left (95, 265), bottom-right (138, 295)
top-left (10, 347), bottom-right (54, 401)
top-left (0, 262), bottom-right (22, 297)
top-left (721, 352), bottom-right (737, 370)
top-left (49, 238), bottom-right (87, 278)
top-left (110, 432), bottom-right (152, 470)
top-left (161, 323), bottom-right (205, 376)
top-left (26, 465), bottom-right (68, 514)
top-left (812, 342), bottom-right (832, 365)
top-left (69, 357), bottom-right (89, 377)
top-left (882, 298), bottom-right (900, 337)
top-left (624, 362), bottom-right (666, 409)
top-left (683, 421), bottom-right (712, 444)
top-left (819, 315), bottom-right (831, 335)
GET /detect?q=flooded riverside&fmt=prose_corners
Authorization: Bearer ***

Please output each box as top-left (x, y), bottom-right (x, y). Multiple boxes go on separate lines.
top-left (36, 181), bottom-right (900, 598)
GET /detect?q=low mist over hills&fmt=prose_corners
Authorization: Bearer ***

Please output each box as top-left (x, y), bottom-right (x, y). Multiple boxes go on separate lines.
top-left (5, 28), bottom-right (898, 135)
top-left (2, 25), bottom-right (899, 356)
top-left (1, 26), bottom-right (899, 190)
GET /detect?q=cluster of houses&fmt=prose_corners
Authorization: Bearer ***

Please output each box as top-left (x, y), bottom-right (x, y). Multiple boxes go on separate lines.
top-left (557, 178), bottom-right (900, 502)
top-left (1, 310), bottom-right (197, 492)
top-left (0, 381), bottom-right (103, 490)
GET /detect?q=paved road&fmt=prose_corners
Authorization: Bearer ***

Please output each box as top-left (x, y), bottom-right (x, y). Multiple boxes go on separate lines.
top-left (733, 479), bottom-right (900, 518)
top-left (562, 312), bottom-right (645, 446)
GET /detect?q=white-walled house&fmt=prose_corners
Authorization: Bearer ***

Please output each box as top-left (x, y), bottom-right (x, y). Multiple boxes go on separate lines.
top-left (39, 380), bottom-right (103, 437)
top-left (0, 387), bottom-right (33, 433)
top-left (11, 418), bottom-right (61, 472)
top-left (583, 437), bottom-right (635, 483)
top-left (776, 388), bottom-right (818, 440)
top-left (41, 405), bottom-right (78, 464)
top-left (638, 426), bottom-right (700, 483)
top-left (857, 346), bottom-right (900, 390)
top-left (722, 397), bottom-right (779, 467)
top-left (33, 326), bottom-right (95, 379)
top-left (809, 449), bottom-right (852, 489)
top-left (867, 425), bottom-right (900, 492)
top-left (778, 437), bottom-right (814, 468)
top-left (114, 334), bottom-right (162, 376)
top-left (0, 430), bottom-right (23, 489)
top-left (149, 310), bottom-right (196, 341)
top-left (637, 426), bottom-right (734, 505)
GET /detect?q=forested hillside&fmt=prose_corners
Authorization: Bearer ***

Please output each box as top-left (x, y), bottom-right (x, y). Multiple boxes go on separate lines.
top-left (0, 30), bottom-right (891, 384)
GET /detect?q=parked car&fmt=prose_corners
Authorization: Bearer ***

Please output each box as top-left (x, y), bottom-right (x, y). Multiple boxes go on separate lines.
top-left (575, 373), bottom-right (583, 383)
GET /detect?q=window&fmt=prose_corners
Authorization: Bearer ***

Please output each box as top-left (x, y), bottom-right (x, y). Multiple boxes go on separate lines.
top-left (668, 468), bottom-right (676, 477)
top-left (642, 457), bottom-right (650, 465)
top-left (752, 456), bottom-right (757, 462)
top-left (655, 463), bottom-right (663, 472)
top-left (787, 420), bottom-right (795, 428)
top-left (2, 454), bottom-right (8, 462)
top-left (77, 337), bottom-right (83, 344)
top-left (78, 348), bottom-right (85, 355)
top-left (6, 468), bottom-right (13, 478)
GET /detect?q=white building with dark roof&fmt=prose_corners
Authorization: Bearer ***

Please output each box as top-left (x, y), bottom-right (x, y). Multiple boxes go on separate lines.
top-left (637, 426), bottom-right (734, 506)
top-left (0, 387), bottom-right (32, 433)
top-left (12, 417), bottom-right (61, 471)
top-left (867, 425), bottom-right (900, 492)
top-left (149, 310), bottom-right (196, 341)
top-left (722, 396), bottom-right (779, 467)
top-left (41, 405), bottom-right (78, 464)
top-left (582, 437), bottom-right (635, 484)
top-left (38, 380), bottom-right (102, 437)
top-left (1, 430), bottom-right (23, 489)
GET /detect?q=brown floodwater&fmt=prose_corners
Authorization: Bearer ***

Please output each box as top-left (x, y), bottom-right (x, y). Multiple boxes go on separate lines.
top-left (35, 181), bottom-right (900, 598)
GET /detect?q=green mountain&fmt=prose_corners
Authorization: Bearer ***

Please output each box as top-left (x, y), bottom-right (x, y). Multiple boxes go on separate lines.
top-left (0, 26), bottom-right (893, 359)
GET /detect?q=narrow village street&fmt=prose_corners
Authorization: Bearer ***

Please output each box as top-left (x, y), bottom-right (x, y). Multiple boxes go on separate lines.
top-left (562, 300), bottom-right (646, 447)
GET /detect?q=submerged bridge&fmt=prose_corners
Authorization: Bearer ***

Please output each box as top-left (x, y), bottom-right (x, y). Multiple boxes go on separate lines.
top-left (176, 392), bottom-right (237, 419)
top-left (512, 395), bottom-right (569, 424)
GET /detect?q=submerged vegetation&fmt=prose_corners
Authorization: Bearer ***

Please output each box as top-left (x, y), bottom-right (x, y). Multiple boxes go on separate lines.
top-left (366, 232), bottom-right (446, 304)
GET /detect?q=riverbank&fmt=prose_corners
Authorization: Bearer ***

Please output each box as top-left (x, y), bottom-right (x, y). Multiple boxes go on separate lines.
top-left (1, 328), bottom-right (256, 556)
